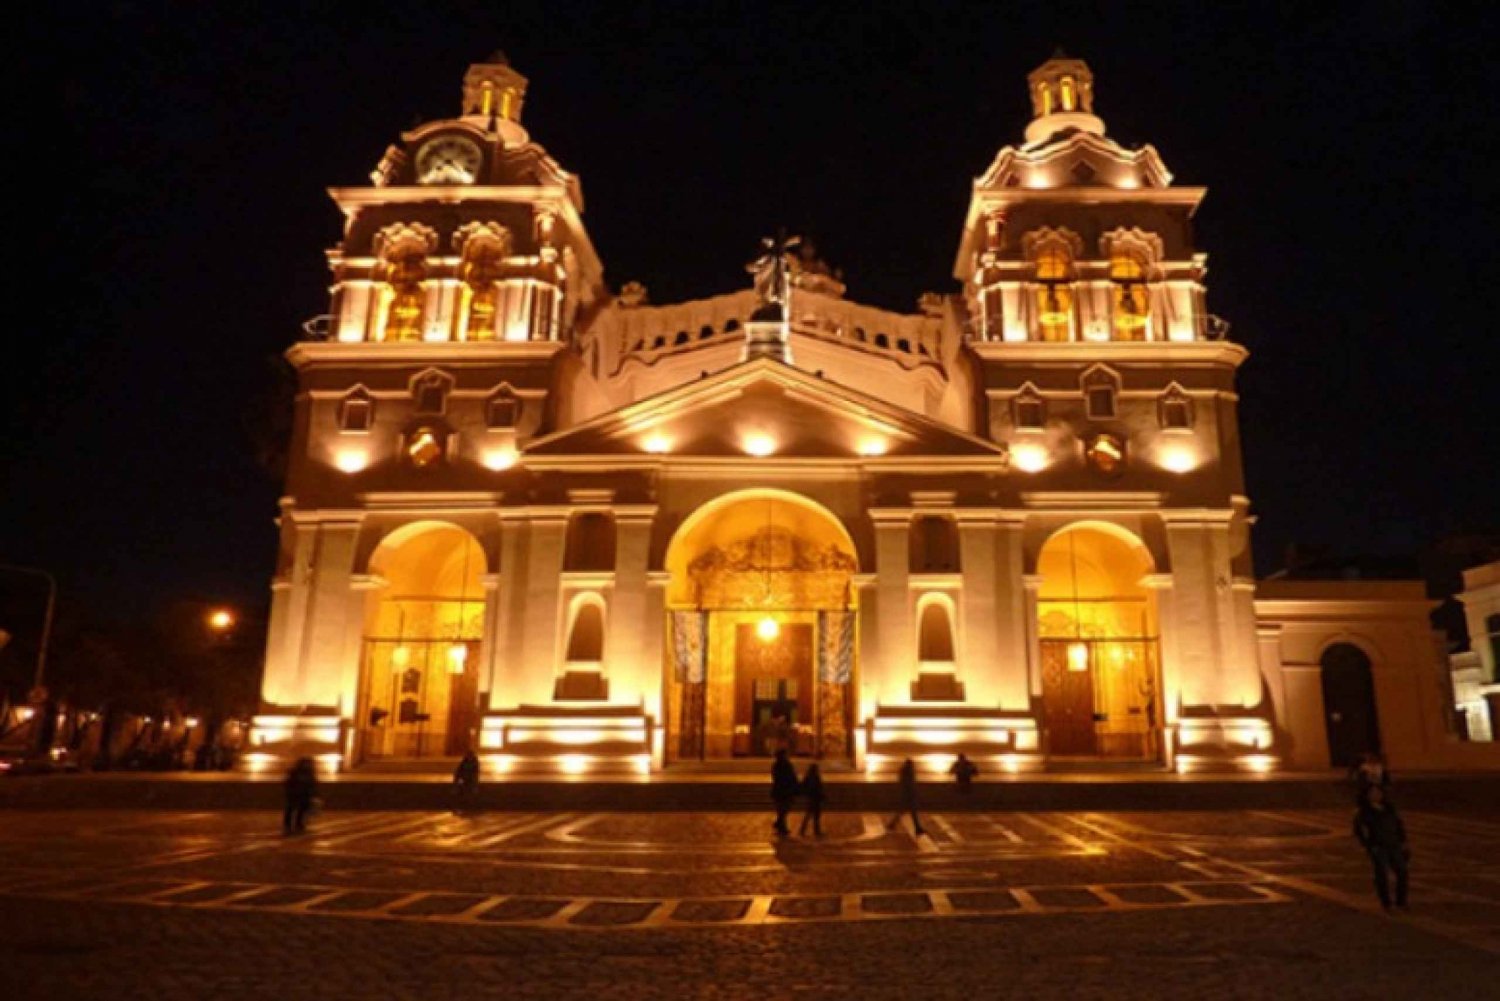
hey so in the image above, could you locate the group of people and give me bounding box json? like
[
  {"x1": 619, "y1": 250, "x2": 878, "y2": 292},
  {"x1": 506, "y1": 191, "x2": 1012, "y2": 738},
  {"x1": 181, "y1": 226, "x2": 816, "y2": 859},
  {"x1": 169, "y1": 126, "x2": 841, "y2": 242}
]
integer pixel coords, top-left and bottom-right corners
[
  {"x1": 769, "y1": 751, "x2": 982, "y2": 839},
  {"x1": 1350, "y1": 751, "x2": 1411, "y2": 912}
]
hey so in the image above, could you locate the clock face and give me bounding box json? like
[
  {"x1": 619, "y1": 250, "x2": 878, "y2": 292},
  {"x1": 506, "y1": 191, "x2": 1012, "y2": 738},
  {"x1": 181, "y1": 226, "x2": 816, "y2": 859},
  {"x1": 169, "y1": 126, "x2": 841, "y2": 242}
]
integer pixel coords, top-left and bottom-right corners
[{"x1": 416, "y1": 135, "x2": 482, "y2": 185}]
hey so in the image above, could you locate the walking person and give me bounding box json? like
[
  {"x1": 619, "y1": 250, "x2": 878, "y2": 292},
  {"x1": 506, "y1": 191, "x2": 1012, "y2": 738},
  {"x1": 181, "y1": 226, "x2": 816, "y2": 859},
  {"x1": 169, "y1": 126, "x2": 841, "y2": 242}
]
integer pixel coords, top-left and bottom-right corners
[
  {"x1": 1352, "y1": 751, "x2": 1391, "y2": 800},
  {"x1": 282, "y1": 757, "x2": 319, "y2": 836},
  {"x1": 770, "y1": 748, "x2": 799, "y2": 837},
  {"x1": 949, "y1": 752, "x2": 979, "y2": 793},
  {"x1": 453, "y1": 749, "x2": 481, "y2": 813},
  {"x1": 798, "y1": 762, "x2": 825, "y2": 837},
  {"x1": 885, "y1": 757, "x2": 926, "y2": 837},
  {"x1": 1353, "y1": 785, "x2": 1410, "y2": 911}
]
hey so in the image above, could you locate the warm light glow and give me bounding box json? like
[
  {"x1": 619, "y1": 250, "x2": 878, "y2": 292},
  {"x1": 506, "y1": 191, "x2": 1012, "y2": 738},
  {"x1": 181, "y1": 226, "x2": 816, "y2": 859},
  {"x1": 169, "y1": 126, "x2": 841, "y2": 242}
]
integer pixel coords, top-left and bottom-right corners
[
  {"x1": 481, "y1": 447, "x2": 519, "y2": 471},
  {"x1": 642, "y1": 432, "x2": 672, "y2": 454},
  {"x1": 756, "y1": 615, "x2": 781, "y2": 641},
  {"x1": 16, "y1": 707, "x2": 34, "y2": 722},
  {"x1": 856, "y1": 437, "x2": 888, "y2": 457},
  {"x1": 1067, "y1": 641, "x2": 1089, "y2": 672},
  {"x1": 333, "y1": 448, "x2": 370, "y2": 473},
  {"x1": 447, "y1": 643, "x2": 468, "y2": 673},
  {"x1": 185, "y1": 717, "x2": 200, "y2": 728},
  {"x1": 207, "y1": 609, "x2": 235, "y2": 631},
  {"x1": 1011, "y1": 442, "x2": 1049, "y2": 473},
  {"x1": 391, "y1": 645, "x2": 410, "y2": 668},
  {"x1": 742, "y1": 432, "x2": 777, "y2": 457},
  {"x1": 1157, "y1": 444, "x2": 1200, "y2": 474}
]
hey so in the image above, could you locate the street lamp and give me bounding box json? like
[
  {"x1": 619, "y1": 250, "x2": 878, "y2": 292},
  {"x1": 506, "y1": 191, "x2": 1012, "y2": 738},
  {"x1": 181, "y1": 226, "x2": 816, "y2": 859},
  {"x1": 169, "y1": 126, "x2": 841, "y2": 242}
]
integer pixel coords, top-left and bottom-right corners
[
  {"x1": 0, "y1": 563, "x2": 57, "y2": 695},
  {"x1": 207, "y1": 608, "x2": 236, "y2": 632}
]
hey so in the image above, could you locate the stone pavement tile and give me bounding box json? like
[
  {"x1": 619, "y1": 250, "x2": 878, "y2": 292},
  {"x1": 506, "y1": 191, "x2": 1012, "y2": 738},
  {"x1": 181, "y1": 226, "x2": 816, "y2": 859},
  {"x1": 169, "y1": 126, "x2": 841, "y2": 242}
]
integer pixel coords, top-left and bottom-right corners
[
  {"x1": 308, "y1": 890, "x2": 411, "y2": 911},
  {"x1": 1028, "y1": 887, "x2": 1108, "y2": 908},
  {"x1": 236, "y1": 886, "x2": 331, "y2": 908},
  {"x1": 1421, "y1": 876, "x2": 1500, "y2": 903},
  {"x1": 153, "y1": 882, "x2": 257, "y2": 903},
  {"x1": 75, "y1": 879, "x2": 190, "y2": 899},
  {"x1": 569, "y1": 901, "x2": 661, "y2": 926},
  {"x1": 388, "y1": 892, "x2": 490, "y2": 916},
  {"x1": 670, "y1": 898, "x2": 751, "y2": 922},
  {"x1": 476, "y1": 897, "x2": 569, "y2": 921},
  {"x1": 1104, "y1": 883, "x2": 1189, "y2": 905},
  {"x1": 1413, "y1": 901, "x2": 1500, "y2": 928},
  {"x1": 1180, "y1": 882, "x2": 1262, "y2": 901},
  {"x1": 769, "y1": 895, "x2": 840, "y2": 918},
  {"x1": 945, "y1": 889, "x2": 1020, "y2": 912},
  {"x1": 860, "y1": 892, "x2": 932, "y2": 915}
]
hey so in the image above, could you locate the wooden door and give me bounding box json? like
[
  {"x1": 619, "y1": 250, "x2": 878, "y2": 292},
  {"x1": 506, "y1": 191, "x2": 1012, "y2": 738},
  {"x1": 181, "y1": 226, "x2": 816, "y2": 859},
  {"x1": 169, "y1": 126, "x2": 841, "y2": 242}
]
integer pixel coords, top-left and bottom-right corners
[
  {"x1": 1040, "y1": 641, "x2": 1096, "y2": 755},
  {"x1": 734, "y1": 624, "x2": 813, "y2": 756},
  {"x1": 1321, "y1": 644, "x2": 1380, "y2": 768},
  {"x1": 445, "y1": 641, "x2": 481, "y2": 756}
]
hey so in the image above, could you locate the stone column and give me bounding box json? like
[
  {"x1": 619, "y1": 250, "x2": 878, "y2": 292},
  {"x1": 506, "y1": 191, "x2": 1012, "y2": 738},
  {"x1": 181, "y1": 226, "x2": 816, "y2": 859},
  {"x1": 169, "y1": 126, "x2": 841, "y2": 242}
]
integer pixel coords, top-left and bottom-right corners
[
  {"x1": 956, "y1": 516, "x2": 999, "y2": 706},
  {"x1": 517, "y1": 512, "x2": 569, "y2": 705},
  {"x1": 991, "y1": 515, "x2": 1031, "y2": 711},
  {"x1": 292, "y1": 517, "x2": 362, "y2": 711},
  {"x1": 608, "y1": 508, "x2": 657, "y2": 706},
  {"x1": 868, "y1": 512, "x2": 913, "y2": 705},
  {"x1": 489, "y1": 513, "x2": 529, "y2": 708},
  {"x1": 1163, "y1": 514, "x2": 1258, "y2": 707},
  {"x1": 477, "y1": 572, "x2": 503, "y2": 708}
]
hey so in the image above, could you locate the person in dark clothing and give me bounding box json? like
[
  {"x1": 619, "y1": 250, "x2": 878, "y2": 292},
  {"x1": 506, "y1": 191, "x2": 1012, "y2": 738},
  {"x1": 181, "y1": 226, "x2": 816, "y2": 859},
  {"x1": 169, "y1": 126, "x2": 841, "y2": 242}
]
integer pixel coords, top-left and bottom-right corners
[
  {"x1": 283, "y1": 757, "x2": 319, "y2": 835},
  {"x1": 770, "y1": 749, "x2": 799, "y2": 836},
  {"x1": 1353, "y1": 785, "x2": 1410, "y2": 911},
  {"x1": 453, "y1": 750, "x2": 481, "y2": 812},
  {"x1": 949, "y1": 752, "x2": 979, "y2": 793},
  {"x1": 798, "y1": 763, "x2": 825, "y2": 837},
  {"x1": 886, "y1": 757, "x2": 926, "y2": 837},
  {"x1": 1352, "y1": 751, "x2": 1391, "y2": 800}
]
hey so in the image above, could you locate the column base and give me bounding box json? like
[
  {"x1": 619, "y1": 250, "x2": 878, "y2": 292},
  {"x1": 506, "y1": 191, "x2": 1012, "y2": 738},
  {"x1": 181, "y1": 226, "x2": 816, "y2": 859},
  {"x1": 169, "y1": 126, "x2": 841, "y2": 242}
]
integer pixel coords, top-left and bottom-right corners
[
  {"x1": 864, "y1": 705, "x2": 1044, "y2": 776},
  {"x1": 1171, "y1": 713, "x2": 1279, "y2": 773},
  {"x1": 480, "y1": 704, "x2": 654, "y2": 777},
  {"x1": 243, "y1": 708, "x2": 347, "y2": 774}
]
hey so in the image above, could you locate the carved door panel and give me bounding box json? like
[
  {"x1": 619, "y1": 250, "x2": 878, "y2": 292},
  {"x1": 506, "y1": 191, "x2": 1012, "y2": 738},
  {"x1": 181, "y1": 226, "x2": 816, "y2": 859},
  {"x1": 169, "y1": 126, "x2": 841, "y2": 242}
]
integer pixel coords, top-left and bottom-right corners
[{"x1": 1040, "y1": 641, "x2": 1096, "y2": 756}]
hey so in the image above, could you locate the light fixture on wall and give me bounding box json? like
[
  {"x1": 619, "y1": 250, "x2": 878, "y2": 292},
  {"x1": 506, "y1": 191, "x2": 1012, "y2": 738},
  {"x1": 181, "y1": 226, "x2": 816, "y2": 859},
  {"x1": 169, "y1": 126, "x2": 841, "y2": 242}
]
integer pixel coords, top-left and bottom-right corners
[{"x1": 1066, "y1": 531, "x2": 1089, "y2": 673}]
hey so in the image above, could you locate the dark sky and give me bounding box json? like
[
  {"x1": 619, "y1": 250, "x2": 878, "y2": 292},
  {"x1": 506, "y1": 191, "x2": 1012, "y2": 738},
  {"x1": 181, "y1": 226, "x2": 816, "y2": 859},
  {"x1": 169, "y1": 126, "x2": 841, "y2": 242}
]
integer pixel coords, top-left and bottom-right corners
[{"x1": 8, "y1": 0, "x2": 1497, "y2": 623}]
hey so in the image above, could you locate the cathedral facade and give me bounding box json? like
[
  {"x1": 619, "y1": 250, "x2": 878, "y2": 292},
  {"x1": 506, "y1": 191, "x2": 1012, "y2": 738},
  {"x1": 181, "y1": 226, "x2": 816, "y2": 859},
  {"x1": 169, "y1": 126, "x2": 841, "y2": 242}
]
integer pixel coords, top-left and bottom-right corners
[{"x1": 249, "y1": 54, "x2": 1479, "y2": 776}]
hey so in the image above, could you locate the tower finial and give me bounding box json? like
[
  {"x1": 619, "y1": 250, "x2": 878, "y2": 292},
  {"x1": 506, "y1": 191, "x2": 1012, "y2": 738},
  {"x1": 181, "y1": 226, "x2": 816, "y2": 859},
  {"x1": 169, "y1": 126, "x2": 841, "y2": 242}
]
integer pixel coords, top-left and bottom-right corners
[{"x1": 1024, "y1": 53, "x2": 1105, "y2": 145}]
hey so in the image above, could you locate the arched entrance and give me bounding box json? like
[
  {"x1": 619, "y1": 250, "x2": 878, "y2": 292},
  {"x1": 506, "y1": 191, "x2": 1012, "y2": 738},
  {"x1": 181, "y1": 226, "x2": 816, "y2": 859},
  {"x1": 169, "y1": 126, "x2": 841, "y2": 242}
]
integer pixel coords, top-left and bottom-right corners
[
  {"x1": 664, "y1": 491, "x2": 858, "y2": 763},
  {"x1": 1036, "y1": 524, "x2": 1162, "y2": 760},
  {"x1": 1320, "y1": 643, "x2": 1380, "y2": 768},
  {"x1": 358, "y1": 522, "x2": 486, "y2": 760}
]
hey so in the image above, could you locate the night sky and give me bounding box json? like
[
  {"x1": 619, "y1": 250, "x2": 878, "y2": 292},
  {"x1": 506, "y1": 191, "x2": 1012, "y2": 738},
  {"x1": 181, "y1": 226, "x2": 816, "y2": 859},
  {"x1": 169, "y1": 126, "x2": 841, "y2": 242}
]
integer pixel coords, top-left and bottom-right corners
[{"x1": 10, "y1": 1, "x2": 1497, "y2": 625}]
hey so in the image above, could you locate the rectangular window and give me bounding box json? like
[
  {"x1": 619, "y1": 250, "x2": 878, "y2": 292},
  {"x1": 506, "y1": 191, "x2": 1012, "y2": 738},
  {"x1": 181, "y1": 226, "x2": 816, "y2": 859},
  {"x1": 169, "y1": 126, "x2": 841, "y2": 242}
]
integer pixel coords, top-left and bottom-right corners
[
  {"x1": 339, "y1": 397, "x2": 373, "y2": 432},
  {"x1": 1086, "y1": 387, "x2": 1116, "y2": 420},
  {"x1": 1015, "y1": 397, "x2": 1046, "y2": 429}
]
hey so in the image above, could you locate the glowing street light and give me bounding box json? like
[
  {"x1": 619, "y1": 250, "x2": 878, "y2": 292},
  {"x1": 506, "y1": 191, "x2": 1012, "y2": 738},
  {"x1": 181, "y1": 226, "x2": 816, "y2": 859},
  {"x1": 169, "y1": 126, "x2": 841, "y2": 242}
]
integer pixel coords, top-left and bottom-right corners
[{"x1": 207, "y1": 608, "x2": 236, "y2": 632}]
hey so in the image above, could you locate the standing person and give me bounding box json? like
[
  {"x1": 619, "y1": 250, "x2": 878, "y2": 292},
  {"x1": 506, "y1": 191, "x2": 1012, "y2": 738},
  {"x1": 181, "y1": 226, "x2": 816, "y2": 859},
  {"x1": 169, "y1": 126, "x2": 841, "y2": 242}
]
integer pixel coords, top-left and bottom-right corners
[
  {"x1": 283, "y1": 757, "x2": 319, "y2": 836},
  {"x1": 453, "y1": 749, "x2": 481, "y2": 813},
  {"x1": 949, "y1": 752, "x2": 979, "y2": 793},
  {"x1": 1353, "y1": 751, "x2": 1391, "y2": 799},
  {"x1": 1353, "y1": 785, "x2": 1410, "y2": 911},
  {"x1": 770, "y1": 748, "x2": 799, "y2": 837},
  {"x1": 798, "y1": 762, "x2": 825, "y2": 837},
  {"x1": 885, "y1": 757, "x2": 926, "y2": 837}
]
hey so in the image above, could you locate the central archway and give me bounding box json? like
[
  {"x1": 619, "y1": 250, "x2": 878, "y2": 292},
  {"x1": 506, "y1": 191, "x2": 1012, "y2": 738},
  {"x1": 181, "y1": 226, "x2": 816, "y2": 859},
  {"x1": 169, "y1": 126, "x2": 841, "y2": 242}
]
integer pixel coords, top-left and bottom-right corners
[
  {"x1": 664, "y1": 490, "x2": 858, "y2": 763},
  {"x1": 1036, "y1": 523, "x2": 1161, "y2": 760}
]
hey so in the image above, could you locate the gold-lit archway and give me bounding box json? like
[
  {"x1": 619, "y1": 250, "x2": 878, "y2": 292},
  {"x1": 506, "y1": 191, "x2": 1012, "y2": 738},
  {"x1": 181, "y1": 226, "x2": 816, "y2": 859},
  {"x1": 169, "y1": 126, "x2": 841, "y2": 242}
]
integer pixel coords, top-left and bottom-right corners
[
  {"x1": 359, "y1": 522, "x2": 486, "y2": 760},
  {"x1": 664, "y1": 491, "x2": 857, "y2": 763},
  {"x1": 1036, "y1": 523, "x2": 1161, "y2": 760}
]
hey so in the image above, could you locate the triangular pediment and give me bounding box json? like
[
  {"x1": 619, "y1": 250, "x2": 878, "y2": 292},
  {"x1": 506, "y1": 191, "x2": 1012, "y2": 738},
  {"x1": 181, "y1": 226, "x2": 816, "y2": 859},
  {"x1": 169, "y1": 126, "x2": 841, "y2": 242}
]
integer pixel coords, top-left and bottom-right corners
[{"x1": 526, "y1": 358, "x2": 1005, "y2": 462}]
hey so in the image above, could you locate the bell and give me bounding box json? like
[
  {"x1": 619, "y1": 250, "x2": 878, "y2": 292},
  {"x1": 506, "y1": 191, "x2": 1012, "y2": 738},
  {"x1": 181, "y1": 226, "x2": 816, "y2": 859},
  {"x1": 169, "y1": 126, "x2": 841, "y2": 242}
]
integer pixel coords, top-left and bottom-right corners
[
  {"x1": 1115, "y1": 284, "x2": 1147, "y2": 329},
  {"x1": 1038, "y1": 284, "x2": 1070, "y2": 325}
]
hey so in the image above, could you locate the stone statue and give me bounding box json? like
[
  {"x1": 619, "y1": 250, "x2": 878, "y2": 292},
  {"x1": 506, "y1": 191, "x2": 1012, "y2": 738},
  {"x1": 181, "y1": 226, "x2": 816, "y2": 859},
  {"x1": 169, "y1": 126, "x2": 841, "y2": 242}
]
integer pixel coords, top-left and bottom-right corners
[{"x1": 746, "y1": 232, "x2": 801, "y2": 322}]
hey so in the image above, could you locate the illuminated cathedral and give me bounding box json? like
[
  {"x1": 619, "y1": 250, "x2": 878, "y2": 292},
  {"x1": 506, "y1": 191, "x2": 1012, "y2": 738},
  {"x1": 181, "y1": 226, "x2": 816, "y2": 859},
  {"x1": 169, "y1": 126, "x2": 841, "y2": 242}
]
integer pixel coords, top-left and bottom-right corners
[{"x1": 250, "y1": 53, "x2": 1479, "y2": 776}]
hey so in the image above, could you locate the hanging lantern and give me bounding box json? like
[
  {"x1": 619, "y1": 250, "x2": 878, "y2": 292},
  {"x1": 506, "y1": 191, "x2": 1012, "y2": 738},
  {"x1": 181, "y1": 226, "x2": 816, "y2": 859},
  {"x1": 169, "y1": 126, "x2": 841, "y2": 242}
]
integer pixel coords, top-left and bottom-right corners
[
  {"x1": 756, "y1": 616, "x2": 780, "y2": 642},
  {"x1": 446, "y1": 643, "x2": 468, "y2": 674},
  {"x1": 1067, "y1": 640, "x2": 1089, "y2": 673},
  {"x1": 391, "y1": 645, "x2": 410, "y2": 669}
]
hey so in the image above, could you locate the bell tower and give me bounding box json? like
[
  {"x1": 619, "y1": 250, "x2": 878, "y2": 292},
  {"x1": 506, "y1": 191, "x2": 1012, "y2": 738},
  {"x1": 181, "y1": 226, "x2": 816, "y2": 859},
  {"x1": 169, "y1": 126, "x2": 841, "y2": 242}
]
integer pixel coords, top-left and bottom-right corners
[{"x1": 1024, "y1": 52, "x2": 1106, "y2": 144}]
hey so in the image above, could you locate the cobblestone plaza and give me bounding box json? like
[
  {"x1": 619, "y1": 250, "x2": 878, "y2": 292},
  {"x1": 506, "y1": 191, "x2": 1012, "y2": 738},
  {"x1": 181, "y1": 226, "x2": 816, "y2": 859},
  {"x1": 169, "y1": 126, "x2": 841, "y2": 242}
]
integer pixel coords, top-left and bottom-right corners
[{"x1": 1, "y1": 804, "x2": 1496, "y2": 999}]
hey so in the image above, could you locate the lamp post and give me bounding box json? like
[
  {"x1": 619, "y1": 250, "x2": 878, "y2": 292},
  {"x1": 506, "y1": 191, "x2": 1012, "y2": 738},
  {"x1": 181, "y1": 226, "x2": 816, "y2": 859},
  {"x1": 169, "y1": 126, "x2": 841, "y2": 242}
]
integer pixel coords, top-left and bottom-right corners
[{"x1": 0, "y1": 563, "x2": 57, "y2": 695}]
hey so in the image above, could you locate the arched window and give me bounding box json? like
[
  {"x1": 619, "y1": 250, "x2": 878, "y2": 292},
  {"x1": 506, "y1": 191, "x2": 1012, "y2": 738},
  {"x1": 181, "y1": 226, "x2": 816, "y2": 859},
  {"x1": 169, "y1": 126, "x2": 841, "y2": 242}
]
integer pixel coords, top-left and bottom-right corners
[
  {"x1": 1110, "y1": 253, "x2": 1150, "y2": 341},
  {"x1": 1158, "y1": 387, "x2": 1193, "y2": 430},
  {"x1": 486, "y1": 388, "x2": 518, "y2": 429},
  {"x1": 1034, "y1": 246, "x2": 1074, "y2": 342},
  {"x1": 909, "y1": 516, "x2": 960, "y2": 573},
  {"x1": 565, "y1": 513, "x2": 617, "y2": 572},
  {"x1": 565, "y1": 601, "x2": 605, "y2": 662},
  {"x1": 382, "y1": 248, "x2": 427, "y2": 342},
  {"x1": 918, "y1": 601, "x2": 956, "y2": 662},
  {"x1": 413, "y1": 372, "x2": 450, "y2": 415},
  {"x1": 1082, "y1": 367, "x2": 1119, "y2": 420},
  {"x1": 338, "y1": 389, "x2": 374, "y2": 432},
  {"x1": 1059, "y1": 75, "x2": 1077, "y2": 112},
  {"x1": 460, "y1": 237, "x2": 506, "y2": 341},
  {"x1": 1013, "y1": 386, "x2": 1046, "y2": 430}
]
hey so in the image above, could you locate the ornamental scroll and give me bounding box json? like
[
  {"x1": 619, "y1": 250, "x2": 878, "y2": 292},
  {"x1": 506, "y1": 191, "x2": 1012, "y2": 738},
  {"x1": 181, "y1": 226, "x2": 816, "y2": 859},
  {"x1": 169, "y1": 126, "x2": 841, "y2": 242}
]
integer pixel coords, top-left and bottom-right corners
[
  {"x1": 670, "y1": 610, "x2": 707, "y2": 760},
  {"x1": 687, "y1": 527, "x2": 855, "y2": 610},
  {"x1": 817, "y1": 609, "x2": 855, "y2": 758}
]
